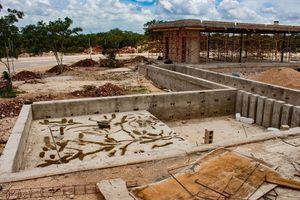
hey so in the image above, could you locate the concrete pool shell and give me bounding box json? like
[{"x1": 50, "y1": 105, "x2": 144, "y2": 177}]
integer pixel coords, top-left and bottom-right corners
[
  {"x1": 25, "y1": 110, "x2": 191, "y2": 170},
  {"x1": 1, "y1": 63, "x2": 300, "y2": 183}
]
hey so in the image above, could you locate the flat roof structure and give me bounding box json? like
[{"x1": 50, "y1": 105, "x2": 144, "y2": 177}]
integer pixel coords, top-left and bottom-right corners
[
  {"x1": 149, "y1": 19, "x2": 300, "y2": 34},
  {"x1": 148, "y1": 19, "x2": 300, "y2": 64}
]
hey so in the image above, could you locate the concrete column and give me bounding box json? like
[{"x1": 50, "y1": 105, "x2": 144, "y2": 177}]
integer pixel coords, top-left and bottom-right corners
[
  {"x1": 190, "y1": 36, "x2": 201, "y2": 64},
  {"x1": 262, "y1": 98, "x2": 275, "y2": 128},
  {"x1": 281, "y1": 104, "x2": 293, "y2": 127},
  {"x1": 291, "y1": 106, "x2": 300, "y2": 128},
  {"x1": 235, "y1": 90, "x2": 243, "y2": 114},
  {"x1": 271, "y1": 100, "x2": 285, "y2": 128},
  {"x1": 249, "y1": 94, "x2": 258, "y2": 121},
  {"x1": 256, "y1": 96, "x2": 267, "y2": 126},
  {"x1": 241, "y1": 92, "x2": 250, "y2": 117}
]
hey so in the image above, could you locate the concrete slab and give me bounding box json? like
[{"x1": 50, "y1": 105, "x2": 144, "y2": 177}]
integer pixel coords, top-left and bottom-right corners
[
  {"x1": 97, "y1": 178, "x2": 134, "y2": 200},
  {"x1": 241, "y1": 91, "x2": 250, "y2": 117},
  {"x1": 166, "y1": 116, "x2": 266, "y2": 146},
  {"x1": 23, "y1": 111, "x2": 191, "y2": 170}
]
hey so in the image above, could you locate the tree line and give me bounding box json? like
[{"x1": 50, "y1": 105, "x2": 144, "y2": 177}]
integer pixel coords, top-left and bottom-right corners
[{"x1": 0, "y1": 4, "x2": 149, "y2": 82}]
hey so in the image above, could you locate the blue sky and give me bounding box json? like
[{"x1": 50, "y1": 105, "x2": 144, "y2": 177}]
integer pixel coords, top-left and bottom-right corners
[{"x1": 1, "y1": 0, "x2": 300, "y2": 33}]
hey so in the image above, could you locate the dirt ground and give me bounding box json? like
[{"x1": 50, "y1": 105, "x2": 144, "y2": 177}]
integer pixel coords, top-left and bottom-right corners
[{"x1": 0, "y1": 62, "x2": 162, "y2": 156}]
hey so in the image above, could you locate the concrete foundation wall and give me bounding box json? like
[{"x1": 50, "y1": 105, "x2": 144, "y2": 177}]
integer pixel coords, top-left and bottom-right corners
[
  {"x1": 0, "y1": 105, "x2": 32, "y2": 174},
  {"x1": 139, "y1": 65, "x2": 228, "y2": 91},
  {"x1": 32, "y1": 89, "x2": 236, "y2": 121},
  {"x1": 195, "y1": 63, "x2": 300, "y2": 74},
  {"x1": 236, "y1": 90, "x2": 300, "y2": 128},
  {"x1": 159, "y1": 64, "x2": 300, "y2": 106}
]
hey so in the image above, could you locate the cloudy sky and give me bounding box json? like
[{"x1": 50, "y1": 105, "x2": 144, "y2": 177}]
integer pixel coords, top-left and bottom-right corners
[{"x1": 1, "y1": 0, "x2": 300, "y2": 33}]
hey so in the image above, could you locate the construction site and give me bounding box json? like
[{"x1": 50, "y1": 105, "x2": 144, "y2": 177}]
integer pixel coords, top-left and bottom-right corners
[{"x1": 0, "y1": 19, "x2": 300, "y2": 200}]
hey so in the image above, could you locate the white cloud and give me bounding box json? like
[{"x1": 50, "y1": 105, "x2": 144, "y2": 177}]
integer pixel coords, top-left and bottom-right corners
[
  {"x1": 218, "y1": 0, "x2": 262, "y2": 21},
  {"x1": 1, "y1": 0, "x2": 300, "y2": 33}
]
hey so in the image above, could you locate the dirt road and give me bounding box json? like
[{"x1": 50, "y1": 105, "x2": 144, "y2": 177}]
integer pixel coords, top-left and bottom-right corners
[{"x1": 0, "y1": 53, "x2": 157, "y2": 73}]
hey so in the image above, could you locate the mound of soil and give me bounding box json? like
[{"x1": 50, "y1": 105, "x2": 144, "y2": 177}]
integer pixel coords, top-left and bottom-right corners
[
  {"x1": 0, "y1": 95, "x2": 54, "y2": 119},
  {"x1": 99, "y1": 59, "x2": 124, "y2": 68},
  {"x1": 122, "y1": 56, "x2": 151, "y2": 65},
  {"x1": 71, "y1": 83, "x2": 125, "y2": 97},
  {"x1": 46, "y1": 65, "x2": 71, "y2": 74},
  {"x1": 250, "y1": 67, "x2": 300, "y2": 90},
  {"x1": 70, "y1": 59, "x2": 98, "y2": 68},
  {"x1": 12, "y1": 71, "x2": 41, "y2": 81}
]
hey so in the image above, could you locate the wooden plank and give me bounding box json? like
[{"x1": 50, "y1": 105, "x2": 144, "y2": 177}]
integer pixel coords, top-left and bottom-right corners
[
  {"x1": 97, "y1": 178, "x2": 134, "y2": 200},
  {"x1": 248, "y1": 183, "x2": 277, "y2": 200},
  {"x1": 266, "y1": 175, "x2": 300, "y2": 190}
]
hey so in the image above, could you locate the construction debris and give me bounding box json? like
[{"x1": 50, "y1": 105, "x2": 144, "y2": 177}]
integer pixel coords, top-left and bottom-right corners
[
  {"x1": 131, "y1": 149, "x2": 300, "y2": 200},
  {"x1": 12, "y1": 71, "x2": 41, "y2": 81},
  {"x1": 70, "y1": 83, "x2": 125, "y2": 97},
  {"x1": 97, "y1": 178, "x2": 134, "y2": 200}
]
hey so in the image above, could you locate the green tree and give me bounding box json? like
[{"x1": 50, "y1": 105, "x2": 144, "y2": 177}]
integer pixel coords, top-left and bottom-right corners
[
  {"x1": 0, "y1": 4, "x2": 24, "y2": 86},
  {"x1": 98, "y1": 29, "x2": 145, "y2": 67},
  {"x1": 143, "y1": 19, "x2": 165, "y2": 35},
  {"x1": 47, "y1": 17, "x2": 82, "y2": 67},
  {"x1": 22, "y1": 21, "x2": 49, "y2": 55},
  {"x1": 22, "y1": 17, "x2": 82, "y2": 72}
]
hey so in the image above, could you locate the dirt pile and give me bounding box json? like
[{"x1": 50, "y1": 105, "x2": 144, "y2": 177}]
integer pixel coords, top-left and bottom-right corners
[
  {"x1": 99, "y1": 59, "x2": 124, "y2": 68},
  {"x1": 0, "y1": 95, "x2": 54, "y2": 119},
  {"x1": 122, "y1": 56, "x2": 153, "y2": 65},
  {"x1": 46, "y1": 65, "x2": 71, "y2": 74},
  {"x1": 70, "y1": 59, "x2": 98, "y2": 68},
  {"x1": 12, "y1": 71, "x2": 41, "y2": 81},
  {"x1": 117, "y1": 46, "x2": 136, "y2": 54},
  {"x1": 250, "y1": 67, "x2": 300, "y2": 90},
  {"x1": 71, "y1": 83, "x2": 125, "y2": 97}
]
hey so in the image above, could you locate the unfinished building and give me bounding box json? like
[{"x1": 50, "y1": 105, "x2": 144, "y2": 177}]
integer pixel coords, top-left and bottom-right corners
[{"x1": 149, "y1": 19, "x2": 300, "y2": 63}]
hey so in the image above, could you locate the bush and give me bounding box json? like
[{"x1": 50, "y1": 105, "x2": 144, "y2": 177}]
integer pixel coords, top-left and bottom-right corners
[{"x1": 0, "y1": 85, "x2": 17, "y2": 98}]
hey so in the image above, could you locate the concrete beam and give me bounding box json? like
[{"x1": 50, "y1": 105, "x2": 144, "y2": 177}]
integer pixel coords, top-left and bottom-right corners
[
  {"x1": 256, "y1": 96, "x2": 267, "y2": 126},
  {"x1": 291, "y1": 106, "x2": 300, "y2": 128},
  {"x1": 271, "y1": 100, "x2": 285, "y2": 128},
  {"x1": 262, "y1": 98, "x2": 275, "y2": 128},
  {"x1": 281, "y1": 104, "x2": 293, "y2": 126}
]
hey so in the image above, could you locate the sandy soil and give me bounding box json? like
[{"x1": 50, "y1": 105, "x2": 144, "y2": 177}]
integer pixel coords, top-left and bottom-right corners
[
  {"x1": 0, "y1": 65, "x2": 162, "y2": 156},
  {"x1": 0, "y1": 117, "x2": 17, "y2": 155},
  {"x1": 14, "y1": 67, "x2": 161, "y2": 96}
]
